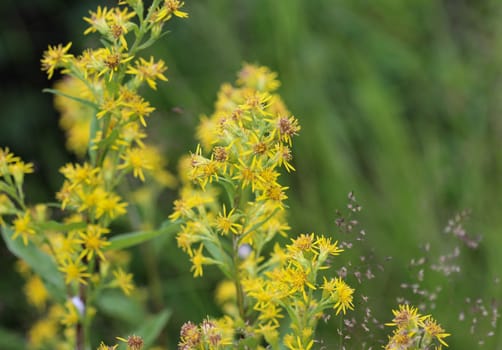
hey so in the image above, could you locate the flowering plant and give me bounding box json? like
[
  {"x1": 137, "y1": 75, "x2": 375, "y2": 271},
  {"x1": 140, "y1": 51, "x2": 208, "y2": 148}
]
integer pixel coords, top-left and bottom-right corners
[{"x1": 0, "y1": 1, "x2": 456, "y2": 349}]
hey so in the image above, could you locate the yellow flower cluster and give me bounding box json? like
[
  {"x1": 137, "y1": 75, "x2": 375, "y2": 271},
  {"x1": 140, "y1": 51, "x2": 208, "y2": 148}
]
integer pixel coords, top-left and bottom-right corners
[
  {"x1": 243, "y1": 233, "x2": 353, "y2": 350},
  {"x1": 385, "y1": 304, "x2": 450, "y2": 350},
  {"x1": 1, "y1": 1, "x2": 186, "y2": 349},
  {"x1": 172, "y1": 66, "x2": 355, "y2": 349},
  {"x1": 171, "y1": 64, "x2": 300, "y2": 277},
  {"x1": 178, "y1": 318, "x2": 234, "y2": 350}
]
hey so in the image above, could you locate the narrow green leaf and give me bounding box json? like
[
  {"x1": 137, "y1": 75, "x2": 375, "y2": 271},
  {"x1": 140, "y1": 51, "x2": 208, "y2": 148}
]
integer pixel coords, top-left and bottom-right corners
[
  {"x1": 97, "y1": 290, "x2": 146, "y2": 325},
  {"x1": 42, "y1": 88, "x2": 98, "y2": 109},
  {"x1": 106, "y1": 221, "x2": 180, "y2": 251},
  {"x1": 133, "y1": 309, "x2": 171, "y2": 348},
  {"x1": 1, "y1": 226, "x2": 66, "y2": 303}
]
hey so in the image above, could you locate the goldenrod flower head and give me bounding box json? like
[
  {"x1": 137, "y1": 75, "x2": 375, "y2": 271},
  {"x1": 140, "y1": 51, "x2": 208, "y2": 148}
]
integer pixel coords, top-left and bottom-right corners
[
  {"x1": 118, "y1": 147, "x2": 154, "y2": 181},
  {"x1": 190, "y1": 244, "x2": 214, "y2": 277},
  {"x1": 50, "y1": 230, "x2": 80, "y2": 263},
  {"x1": 333, "y1": 277, "x2": 355, "y2": 315},
  {"x1": 126, "y1": 56, "x2": 168, "y2": 90},
  {"x1": 77, "y1": 224, "x2": 111, "y2": 261},
  {"x1": 24, "y1": 275, "x2": 48, "y2": 311},
  {"x1": 179, "y1": 321, "x2": 201, "y2": 349},
  {"x1": 83, "y1": 6, "x2": 110, "y2": 35},
  {"x1": 61, "y1": 299, "x2": 80, "y2": 327},
  {"x1": 28, "y1": 318, "x2": 58, "y2": 348},
  {"x1": 12, "y1": 211, "x2": 36, "y2": 246},
  {"x1": 117, "y1": 335, "x2": 144, "y2": 350},
  {"x1": 237, "y1": 64, "x2": 281, "y2": 92},
  {"x1": 386, "y1": 304, "x2": 427, "y2": 329},
  {"x1": 123, "y1": 95, "x2": 155, "y2": 126},
  {"x1": 423, "y1": 317, "x2": 451, "y2": 348},
  {"x1": 163, "y1": 0, "x2": 189, "y2": 19},
  {"x1": 58, "y1": 257, "x2": 91, "y2": 285},
  {"x1": 112, "y1": 268, "x2": 135, "y2": 296},
  {"x1": 8, "y1": 160, "x2": 34, "y2": 185},
  {"x1": 215, "y1": 204, "x2": 242, "y2": 235},
  {"x1": 283, "y1": 332, "x2": 314, "y2": 350},
  {"x1": 106, "y1": 7, "x2": 136, "y2": 49},
  {"x1": 41, "y1": 42, "x2": 73, "y2": 79},
  {"x1": 385, "y1": 329, "x2": 415, "y2": 349},
  {"x1": 215, "y1": 279, "x2": 237, "y2": 306},
  {"x1": 315, "y1": 236, "x2": 343, "y2": 257},
  {"x1": 288, "y1": 233, "x2": 316, "y2": 254}
]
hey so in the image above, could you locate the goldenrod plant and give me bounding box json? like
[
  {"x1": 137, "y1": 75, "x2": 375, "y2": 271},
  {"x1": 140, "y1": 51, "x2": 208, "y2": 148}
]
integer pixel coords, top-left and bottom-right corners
[
  {"x1": 385, "y1": 304, "x2": 450, "y2": 350},
  {"x1": 1, "y1": 0, "x2": 186, "y2": 349},
  {"x1": 170, "y1": 64, "x2": 355, "y2": 349},
  {"x1": 0, "y1": 1, "x2": 456, "y2": 350}
]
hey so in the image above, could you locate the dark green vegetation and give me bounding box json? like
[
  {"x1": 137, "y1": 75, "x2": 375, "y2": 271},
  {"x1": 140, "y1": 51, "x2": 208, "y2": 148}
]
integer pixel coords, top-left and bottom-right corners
[{"x1": 1, "y1": 0, "x2": 501, "y2": 348}]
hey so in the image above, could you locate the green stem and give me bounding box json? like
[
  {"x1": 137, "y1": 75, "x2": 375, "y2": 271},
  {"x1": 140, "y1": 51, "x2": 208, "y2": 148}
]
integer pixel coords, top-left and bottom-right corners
[{"x1": 339, "y1": 314, "x2": 343, "y2": 350}]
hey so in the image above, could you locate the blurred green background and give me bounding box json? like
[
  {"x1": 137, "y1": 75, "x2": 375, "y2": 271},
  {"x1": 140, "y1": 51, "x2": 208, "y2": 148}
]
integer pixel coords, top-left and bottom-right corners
[{"x1": 1, "y1": 0, "x2": 501, "y2": 348}]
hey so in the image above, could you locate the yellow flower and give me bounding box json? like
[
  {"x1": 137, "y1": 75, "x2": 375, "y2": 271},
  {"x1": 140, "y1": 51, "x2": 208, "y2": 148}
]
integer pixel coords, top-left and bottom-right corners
[
  {"x1": 315, "y1": 236, "x2": 343, "y2": 257},
  {"x1": 237, "y1": 64, "x2": 281, "y2": 92},
  {"x1": 97, "y1": 47, "x2": 134, "y2": 81},
  {"x1": 112, "y1": 268, "x2": 135, "y2": 296},
  {"x1": 256, "y1": 303, "x2": 284, "y2": 326},
  {"x1": 190, "y1": 244, "x2": 213, "y2": 277},
  {"x1": 215, "y1": 205, "x2": 242, "y2": 235},
  {"x1": 0, "y1": 147, "x2": 20, "y2": 171},
  {"x1": 61, "y1": 300, "x2": 80, "y2": 327},
  {"x1": 273, "y1": 143, "x2": 295, "y2": 172},
  {"x1": 106, "y1": 7, "x2": 136, "y2": 49},
  {"x1": 58, "y1": 257, "x2": 91, "y2": 285},
  {"x1": 60, "y1": 162, "x2": 101, "y2": 188},
  {"x1": 126, "y1": 56, "x2": 168, "y2": 90},
  {"x1": 77, "y1": 186, "x2": 108, "y2": 215},
  {"x1": 333, "y1": 277, "x2": 354, "y2": 315},
  {"x1": 124, "y1": 96, "x2": 155, "y2": 127},
  {"x1": 77, "y1": 224, "x2": 111, "y2": 261},
  {"x1": 273, "y1": 115, "x2": 301, "y2": 146},
  {"x1": 118, "y1": 147, "x2": 153, "y2": 181},
  {"x1": 12, "y1": 212, "x2": 36, "y2": 245},
  {"x1": 163, "y1": 0, "x2": 189, "y2": 19},
  {"x1": 8, "y1": 160, "x2": 34, "y2": 185},
  {"x1": 423, "y1": 317, "x2": 450, "y2": 348},
  {"x1": 232, "y1": 157, "x2": 262, "y2": 191},
  {"x1": 95, "y1": 192, "x2": 127, "y2": 220},
  {"x1": 215, "y1": 280, "x2": 237, "y2": 306},
  {"x1": 385, "y1": 304, "x2": 426, "y2": 329},
  {"x1": 41, "y1": 42, "x2": 73, "y2": 79},
  {"x1": 283, "y1": 333, "x2": 314, "y2": 350},
  {"x1": 24, "y1": 275, "x2": 48, "y2": 311},
  {"x1": 288, "y1": 233, "x2": 316, "y2": 254},
  {"x1": 97, "y1": 94, "x2": 122, "y2": 119},
  {"x1": 28, "y1": 318, "x2": 58, "y2": 347},
  {"x1": 50, "y1": 230, "x2": 80, "y2": 263},
  {"x1": 83, "y1": 6, "x2": 110, "y2": 35}
]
